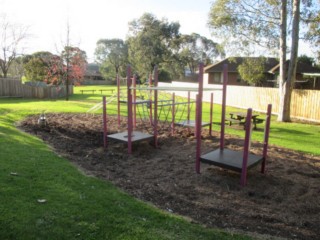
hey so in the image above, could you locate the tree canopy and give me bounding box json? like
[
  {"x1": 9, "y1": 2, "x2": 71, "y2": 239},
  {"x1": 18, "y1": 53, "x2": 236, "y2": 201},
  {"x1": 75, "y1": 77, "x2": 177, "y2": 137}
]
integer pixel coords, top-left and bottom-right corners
[
  {"x1": 95, "y1": 13, "x2": 224, "y2": 82},
  {"x1": 208, "y1": 0, "x2": 320, "y2": 122},
  {"x1": 94, "y1": 39, "x2": 128, "y2": 81}
]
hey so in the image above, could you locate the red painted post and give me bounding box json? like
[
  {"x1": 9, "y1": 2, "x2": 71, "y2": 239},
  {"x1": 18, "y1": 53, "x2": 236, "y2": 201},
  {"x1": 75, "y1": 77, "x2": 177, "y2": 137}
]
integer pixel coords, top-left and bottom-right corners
[
  {"x1": 127, "y1": 66, "x2": 133, "y2": 154},
  {"x1": 209, "y1": 92, "x2": 214, "y2": 136},
  {"x1": 149, "y1": 73, "x2": 153, "y2": 125},
  {"x1": 195, "y1": 63, "x2": 204, "y2": 174},
  {"x1": 153, "y1": 66, "x2": 158, "y2": 148},
  {"x1": 171, "y1": 93, "x2": 175, "y2": 136},
  {"x1": 133, "y1": 74, "x2": 137, "y2": 128},
  {"x1": 261, "y1": 104, "x2": 272, "y2": 173},
  {"x1": 220, "y1": 64, "x2": 228, "y2": 150},
  {"x1": 187, "y1": 91, "x2": 191, "y2": 123},
  {"x1": 103, "y1": 96, "x2": 107, "y2": 148},
  {"x1": 117, "y1": 73, "x2": 121, "y2": 127},
  {"x1": 241, "y1": 108, "x2": 252, "y2": 186}
]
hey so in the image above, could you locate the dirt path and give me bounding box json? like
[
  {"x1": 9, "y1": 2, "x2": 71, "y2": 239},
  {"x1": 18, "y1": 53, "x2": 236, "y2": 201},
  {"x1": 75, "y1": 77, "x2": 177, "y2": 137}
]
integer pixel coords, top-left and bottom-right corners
[{"x1": 19, "y1": 113, "x2": 320, "y2": 240}]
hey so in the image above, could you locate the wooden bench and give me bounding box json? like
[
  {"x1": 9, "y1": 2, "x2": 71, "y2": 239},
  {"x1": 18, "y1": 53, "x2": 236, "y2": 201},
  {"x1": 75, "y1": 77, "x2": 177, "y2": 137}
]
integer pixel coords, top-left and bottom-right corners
[
  {"x1": 225, "y1": 118, "x2": 241, "y2": 126},
  {"x1": 252, "y1": 118, "x2": 264, "y2": 130},
  {"x1": 98, "y1": 89, "x2": 115, "y2": 94},
  {"x1": 80, "y1": 90, "x2": 96, "y2": 94}
]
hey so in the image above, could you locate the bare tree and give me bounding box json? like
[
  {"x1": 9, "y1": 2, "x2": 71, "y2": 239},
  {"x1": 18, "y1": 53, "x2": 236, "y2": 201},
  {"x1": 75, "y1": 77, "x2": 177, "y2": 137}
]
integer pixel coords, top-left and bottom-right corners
[{"x1": 0, "y1": 15, "x2": 28, "y2": 78}]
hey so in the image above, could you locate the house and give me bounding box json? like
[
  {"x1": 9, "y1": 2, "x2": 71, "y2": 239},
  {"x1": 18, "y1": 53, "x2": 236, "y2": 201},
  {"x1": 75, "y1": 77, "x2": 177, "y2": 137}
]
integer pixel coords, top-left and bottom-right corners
[
  {"x1": 204, "y1": 57, "x2": 320, "y2": 89},
  {"x1": 84, "y1": 63, "x2": 104, "y2": 80}
]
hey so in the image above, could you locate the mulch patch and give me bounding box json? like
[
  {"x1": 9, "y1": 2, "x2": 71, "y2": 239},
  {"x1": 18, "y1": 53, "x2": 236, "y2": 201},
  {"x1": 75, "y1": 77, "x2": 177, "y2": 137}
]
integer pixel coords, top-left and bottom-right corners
[{"x1": 18, "y1": 113, "x2": 320, "y2": 240}]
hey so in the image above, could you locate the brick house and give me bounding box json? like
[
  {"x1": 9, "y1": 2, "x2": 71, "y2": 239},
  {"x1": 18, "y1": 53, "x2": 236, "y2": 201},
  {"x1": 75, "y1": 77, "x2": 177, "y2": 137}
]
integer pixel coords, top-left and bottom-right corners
[{"x1": 204, "y1": 57, "x2": 320, "y2": 89}]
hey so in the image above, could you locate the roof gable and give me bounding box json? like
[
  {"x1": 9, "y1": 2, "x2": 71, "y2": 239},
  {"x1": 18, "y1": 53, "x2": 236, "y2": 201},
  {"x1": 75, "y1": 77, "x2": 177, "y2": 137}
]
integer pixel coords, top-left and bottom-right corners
[{"x1": 205, "y1": 57, "x2": 278, "y2": 73}]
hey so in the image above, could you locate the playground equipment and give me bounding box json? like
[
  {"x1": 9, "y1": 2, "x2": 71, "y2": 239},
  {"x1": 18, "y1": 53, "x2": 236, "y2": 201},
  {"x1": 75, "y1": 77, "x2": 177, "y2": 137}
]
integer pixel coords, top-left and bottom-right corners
[
  {"x1": 195, "y1": 64, "x2": 272, "y2": 186},
  {"x1": 103, "y1": 64, "x2": 219, "y2": 154}
]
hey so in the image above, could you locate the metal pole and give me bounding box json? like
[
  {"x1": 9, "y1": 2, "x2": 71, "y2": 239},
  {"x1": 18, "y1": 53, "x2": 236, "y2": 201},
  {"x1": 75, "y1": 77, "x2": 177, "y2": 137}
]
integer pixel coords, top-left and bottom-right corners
[
  {"x1": 195, "y1": 63, "x2": 204, "y2": 174},
  {"x1": 220, "y1": 64, "x2": 228, "y2": 150},
  {"x1": 117, "y1": 73, "x2": 121, "y2": 127},
  {"x1": 149, "y1": 73, "x2": 153, "y2": 125},
  {"x1": 133, "y1": 74, "x2": 137, "y2": 128},
  {"x1": 241, "y1": 108, "x2": 252, "y2": 186},
  {"x1": 103, "y1": 96, "x2": 107, "y2": 149},
  {"x1": 127, "y1": 66, "x2": 132, "y2": 154},
  {"x1": 261, "y1": 104, "x2": 272, "y2": 173},
  {"x1": 171, "y1": 93, "x2": 175, "y2": 136},
  {"x1": 209, "y1": 92, "x2": 214, "y2": 136},
  {"x1": 153, "y1": 66, "x2": 158, "y2": 147},
  {"x1": 187, "y1": 91, "x2": 191, "y2": 123}
]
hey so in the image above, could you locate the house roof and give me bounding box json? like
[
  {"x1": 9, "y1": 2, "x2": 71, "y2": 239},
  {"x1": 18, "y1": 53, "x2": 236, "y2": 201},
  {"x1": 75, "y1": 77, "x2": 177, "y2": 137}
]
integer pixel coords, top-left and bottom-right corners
[
  {"x1": 204, "y1": 57, "x2": 279, "y2": 73},
  {"x1": 268, "y1": 61, "x2": 320, "y2": 74}
]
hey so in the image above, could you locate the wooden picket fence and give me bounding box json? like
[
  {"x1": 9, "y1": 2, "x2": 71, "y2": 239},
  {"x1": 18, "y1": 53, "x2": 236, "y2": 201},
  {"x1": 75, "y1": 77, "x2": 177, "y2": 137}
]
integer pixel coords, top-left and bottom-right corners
[
  {"x1": 0, "y1": 78, "x2": 73, "y2": 99},
  {"x1": 159, "y1": 82, "x2": 320, "y2": 122}
]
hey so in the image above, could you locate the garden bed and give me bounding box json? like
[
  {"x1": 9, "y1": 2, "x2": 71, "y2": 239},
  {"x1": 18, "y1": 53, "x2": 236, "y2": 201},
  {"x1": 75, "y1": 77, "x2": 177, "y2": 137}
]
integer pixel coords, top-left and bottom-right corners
[{"x1": 19, "y1": 113, "x2": 320, "y2": 240}]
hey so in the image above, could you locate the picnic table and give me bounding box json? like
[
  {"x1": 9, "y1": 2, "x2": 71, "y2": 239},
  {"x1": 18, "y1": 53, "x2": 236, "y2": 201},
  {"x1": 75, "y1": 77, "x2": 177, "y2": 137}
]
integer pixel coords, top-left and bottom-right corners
[
  {"x1": 80, "y1": 89, "x2": 96, "y2": 94},
  {"x1": 226, "y1": 112, "x2": 264, "y2": 130},
  {"x1": 98, "y1": 89, "x2": 115, "y2": 94}
]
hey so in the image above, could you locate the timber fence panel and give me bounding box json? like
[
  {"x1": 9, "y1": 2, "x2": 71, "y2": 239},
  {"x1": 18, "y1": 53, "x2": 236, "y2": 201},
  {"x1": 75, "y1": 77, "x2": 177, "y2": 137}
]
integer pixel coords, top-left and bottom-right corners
[
  {"x1": 0, "y1": 78, "x2": 73, "y2": 99},
  {"x1": 291, "y1": 90, "x2": 320, "y2": 121},
  {"x1": 159, "y1": 82, "x2": 320, "y2": 122}
]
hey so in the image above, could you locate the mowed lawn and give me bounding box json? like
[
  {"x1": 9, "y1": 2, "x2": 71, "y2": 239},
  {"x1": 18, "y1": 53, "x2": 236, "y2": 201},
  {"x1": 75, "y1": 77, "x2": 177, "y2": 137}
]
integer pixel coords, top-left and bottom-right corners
[{"x1": 0, "y1": 85, "x2": 319, "y2": 239}]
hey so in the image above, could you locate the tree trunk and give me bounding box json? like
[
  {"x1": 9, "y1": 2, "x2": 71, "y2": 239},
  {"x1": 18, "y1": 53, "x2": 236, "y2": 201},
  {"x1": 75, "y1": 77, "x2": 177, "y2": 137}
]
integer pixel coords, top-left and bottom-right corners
[
  {"x1": 278, "y1": 0, "x2": 288, "y2": 121},
  {"x1": 278, "y1": 0, "x2": 300, "y2": 122}
]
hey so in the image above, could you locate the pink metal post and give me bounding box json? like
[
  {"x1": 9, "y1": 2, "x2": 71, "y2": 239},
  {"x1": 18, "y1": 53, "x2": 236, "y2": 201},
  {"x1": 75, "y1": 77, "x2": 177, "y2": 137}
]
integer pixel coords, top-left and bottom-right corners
[
  {"x1": 153, "y1": 66, "x2": 158, "y2": 147},
  {"x1": 187, "y1": 91, "x2": 191, "y2": 123},
  {"x1": 103, "y1": 96, "x2": 107, "y2": 148},
  {"x1": 127, "y1": 66, "x2": 133, "y2": 154},
  {"x1": 241, "y1": 108, "x2": 253, "y2": 186},
  {"x1": 133, "y1": 74, "x2": 137, "y2": 128},
  {"x1": 195, "y1": 63, "x2": 204, "y2": 174},
  {"x1": 117, "y1": 73, "x2": 121, "y2": 127},
  {"x1": 149, "y1": 73, "x2": 153, "y2": 125},
  {"x1": 209, "y1": 93, "x2": 214, "y2": 136},
  {"x1": 220, "y1": 64, "x2": 228, "y2": 150},
  {"x1": 171, "y1": 93, "x2": 175, "y2": 136},
  {"x1": 261, "y1": 104, "x2": 272, "y2": 173}
]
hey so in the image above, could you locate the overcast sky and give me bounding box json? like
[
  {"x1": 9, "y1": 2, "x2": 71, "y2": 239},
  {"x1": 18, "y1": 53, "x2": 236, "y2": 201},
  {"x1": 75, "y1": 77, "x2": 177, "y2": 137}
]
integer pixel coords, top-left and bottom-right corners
[{"x1": 1, "y1": 0, "x2": 315, "y2": 62}]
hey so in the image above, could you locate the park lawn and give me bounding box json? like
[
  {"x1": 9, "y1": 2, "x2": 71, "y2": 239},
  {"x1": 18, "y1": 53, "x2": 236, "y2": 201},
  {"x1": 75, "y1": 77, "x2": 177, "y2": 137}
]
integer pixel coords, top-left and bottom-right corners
[{"x1": 0, "y1": 97, "x2": 250, "y2": 239}]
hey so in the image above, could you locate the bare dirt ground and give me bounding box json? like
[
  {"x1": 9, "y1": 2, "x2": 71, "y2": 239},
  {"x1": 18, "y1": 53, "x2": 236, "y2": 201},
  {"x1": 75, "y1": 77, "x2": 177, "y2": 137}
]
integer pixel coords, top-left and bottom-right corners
[{"x1": 19, "y1": 113, "x2": 320, "y2": 240}]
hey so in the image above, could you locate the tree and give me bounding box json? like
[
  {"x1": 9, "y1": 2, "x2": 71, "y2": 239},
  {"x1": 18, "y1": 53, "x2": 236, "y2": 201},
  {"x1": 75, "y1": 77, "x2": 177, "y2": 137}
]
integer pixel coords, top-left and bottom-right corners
[
  {"x1": 127, "y1": 13, "x2": 180, "y2": 80},
  {"x1": 178, "y1": 33, "x2": 224, "y2": 74},
  {"x1": 237, "y1": 57, "x2": 266, "y2": 85},
  {"x1": 61, "y1": 46, "x2": 87, "y2": 85},
  {"x1": 0, "y1": 15, "x2": 28, "y2": 78},
  {"x1": 298, "y1": 54, "x2": 315, "y2": 65},
  {"x1": 208, "y1": 0, "x2": 318, "y2": 122},
  {"x1": 23, "y1": 51, "x2": 54, "y2": 81},
  {"x1": 305, "y1": 8, "x2": 320, "y2": 61},
  {"x1": 94, "y1": 38, "x2": 128, "y2": 81}
]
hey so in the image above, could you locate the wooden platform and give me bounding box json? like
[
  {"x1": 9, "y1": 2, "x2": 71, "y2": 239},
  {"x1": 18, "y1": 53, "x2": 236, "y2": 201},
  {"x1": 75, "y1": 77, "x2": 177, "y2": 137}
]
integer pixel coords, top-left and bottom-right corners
[
  {"x1": 175, "y1": 120, "x2": 211, "y2": 128},
  {"x1": 108, "y1": 131, "x2": 153, "y2": 143},
  {"x1": 200, "y1": 149, "x2": 263, "y2": 172}
]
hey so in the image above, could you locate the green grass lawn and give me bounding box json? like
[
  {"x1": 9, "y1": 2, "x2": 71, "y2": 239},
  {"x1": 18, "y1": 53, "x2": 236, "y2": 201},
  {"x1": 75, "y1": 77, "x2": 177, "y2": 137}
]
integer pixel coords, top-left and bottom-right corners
[
  {"x1": 0, "y1": 87, "x2": 250, "y2": 239},
  {"x1": 0, "y1": 85, "x2": 319, "y2": 239}
]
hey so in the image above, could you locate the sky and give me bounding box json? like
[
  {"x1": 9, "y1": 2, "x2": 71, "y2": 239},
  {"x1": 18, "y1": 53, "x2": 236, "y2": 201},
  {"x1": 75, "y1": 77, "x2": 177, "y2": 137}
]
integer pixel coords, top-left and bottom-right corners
[{"x1": 0, "y1": 0, "x2": 315, "y2": 62}]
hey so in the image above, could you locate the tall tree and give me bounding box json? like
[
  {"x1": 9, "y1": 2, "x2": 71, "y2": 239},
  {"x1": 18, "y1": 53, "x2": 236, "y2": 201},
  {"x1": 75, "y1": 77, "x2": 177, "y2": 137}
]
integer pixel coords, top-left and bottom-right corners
[
  {"x1": 208, "y1": 0, "x2": 318, "y2": 122},
  {"x1": 127, "y1": 13, "x2": 180, "y2": 79},
  {"x1": 0, "y1": 15, "x2": 28, "y2": 78},
  {"x1": 61, "y1": 46, "x2": 87, "y2": 85},
  {"x1": 305, "y1": 5, "x2": 320, "y2": 61},
  {"x1": 178, "y1": 33, "x2": 224, "y2": 74},
  {"x1": 94, "y1": 38, "x2": 128, "y2": 80}
]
